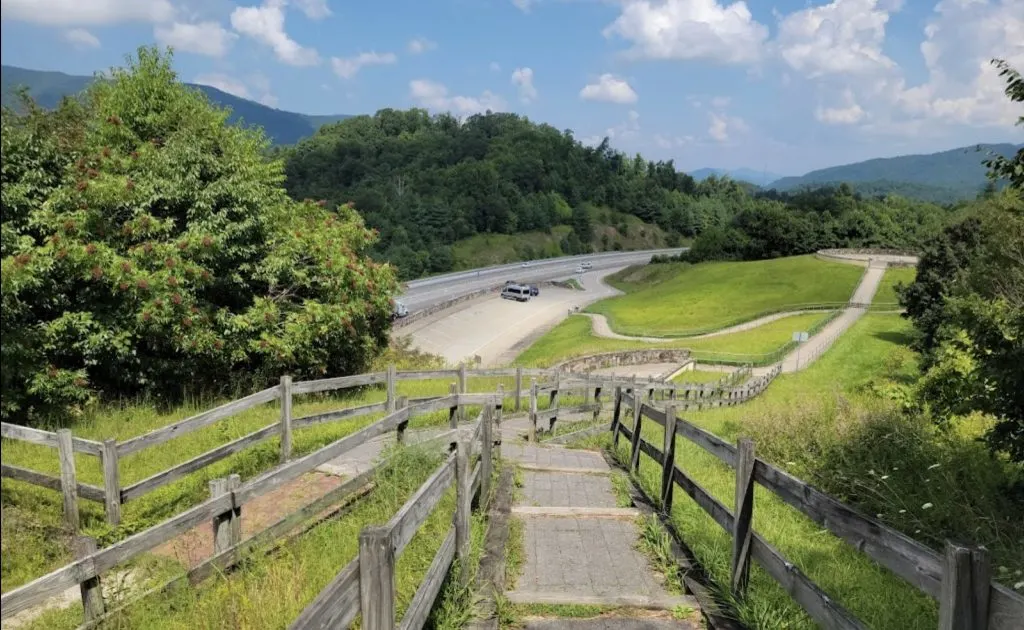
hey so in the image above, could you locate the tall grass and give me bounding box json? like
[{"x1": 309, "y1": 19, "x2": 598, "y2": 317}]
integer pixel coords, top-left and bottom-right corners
[
  {"x1": 19, "y1": 445, "x2": 495, "y2": 630},
  {"x1": 588, "y1": 314, "x2": 1023, "y2": 630}
]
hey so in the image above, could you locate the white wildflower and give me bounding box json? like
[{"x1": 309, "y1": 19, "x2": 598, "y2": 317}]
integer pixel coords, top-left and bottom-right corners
[
  {"x1": 921, "y1": 502, "x2": 933, "y2": 510},
  {"x1": 899, "y1": 509, "x2": 906, "y2": 514},
  {"x1": 927, "y1": 463, "x2": 941, "y2": 470},
  {"x1": 1015, "y1": 581, "x2": 1024, "y2": 591},
  {"x1": 880, "y1": 475, "x2": 889, "y2": 480}
]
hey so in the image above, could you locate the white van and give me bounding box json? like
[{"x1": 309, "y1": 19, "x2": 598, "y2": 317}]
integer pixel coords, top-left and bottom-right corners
[{"x1": 501, "y1": 284, "x2": 531, "y2": 302}]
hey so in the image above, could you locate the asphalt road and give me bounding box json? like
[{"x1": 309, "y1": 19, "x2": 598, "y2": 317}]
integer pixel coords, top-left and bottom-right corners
[{"x1": 398, "y1": 248, "x2": 685, "y2": 312}]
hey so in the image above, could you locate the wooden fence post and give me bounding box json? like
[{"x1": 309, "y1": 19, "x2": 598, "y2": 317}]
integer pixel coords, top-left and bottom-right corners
[
  {"x1": 227, "y1": 473, "x2": 242, "y2": 547},
  {"x1": 494, "y1": 384, "x2": 504, "y2": 456},
  {"x1": 611, "y1": 386, "x2": 623, "y2": 447},
  {"x1": 661, "y1": 405, "x2": 677, "y2": 513},
  {"x1": 629, "y1": 395, "x2": 643, "y2": 472},
  {"x1": 480, "y1": 405, "x2": 494, "y2": 506},
  {"x1": 56, "y1": 429, "x2": 79, "y2": 532},
  {"x1": 938, "y1": 542, "x2": 991, "y2": 630},
  {"x1": 448, "y1": 383, "x2": 459, "y2": 451},
  {"x1": 280, "y1": 375, "x2": 293, "y2": 463},
  {"x1": 386, "y1": 364, "x2": 396, "y2": 413},
  {"x1": 359, "y1": 526, "x2": 395, "y2": 630},
  {"x1": 73, "y1": 536, "x2": 104, "y2": 622},
  {"x1": 529, "y1": 379, "x2": 538, "y2": 442},
  {"x1": 731, "y1": 438, "x2": 755, "y2": 597},
  {"x1": 458, "y1": 363, "x2": 468, "y2": 394},
  {"x1": 210, "y1": 478, "x2": 232, "y2": 555},
  {"x1": 514, "y1": 367, "x2": 523, "y2": 412},
  {"x1": 395, "y1": 396, "x2": 409, "y2": 445},
  {"x1": 455, "y1": 438, "x2": 471, "y2": 584},
  {"x1": 583, "y1": 374, "x2": 591, "y2": 405},
  {"x1": 101, "y1": 438, "x2": 121, "y2": 526}
]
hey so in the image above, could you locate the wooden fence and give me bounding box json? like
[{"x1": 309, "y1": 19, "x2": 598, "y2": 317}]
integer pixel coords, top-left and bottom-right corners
[
  {"x1": 0, "y1": 393, "x2": 501, "y2": 627},
  {"x1": 611, "y1": 390, "x2": 1024, "y2": 630}
]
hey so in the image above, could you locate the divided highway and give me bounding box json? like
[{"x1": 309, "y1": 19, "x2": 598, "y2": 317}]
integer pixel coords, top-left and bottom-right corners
[{"x1": 399, "y1": 248, "x2": 686, "y2": 312}]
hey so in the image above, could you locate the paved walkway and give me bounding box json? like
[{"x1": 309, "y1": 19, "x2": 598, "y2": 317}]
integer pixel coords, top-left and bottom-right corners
[
  {"x1": 503, "y1": 441, "x2": 696, "y2": 623},
  {"x1": 583, "y1": 309, "x2": 832, "y2": 343}
]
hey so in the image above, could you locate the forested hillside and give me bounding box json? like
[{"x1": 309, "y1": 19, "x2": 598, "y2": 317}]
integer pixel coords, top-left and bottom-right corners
[
  {"x1": 281, "y1": 110, "x2": 964, "y2": 276},
  {"x1": 281, "y1": 110, "x2": 753, "y2": 277},
  {"x1": 1, "y1": 64, "x2": 351, "y2": 145},
  {"x1": 769, "y1": 143, "x2": 1020, "y2": 202}
]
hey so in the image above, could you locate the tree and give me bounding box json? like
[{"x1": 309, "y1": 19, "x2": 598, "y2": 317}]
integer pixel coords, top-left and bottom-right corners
[
  {"x1": 983, "y1": 59, "x2": 1024, "y2": 190},
  {"x1": 0, "y1": 47, "x2": 397, "y2": 421}
]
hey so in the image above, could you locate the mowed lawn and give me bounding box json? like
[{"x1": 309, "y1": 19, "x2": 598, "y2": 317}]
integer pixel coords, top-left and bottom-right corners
[
  {"x1": 873, "y1": 266, "x2": 917, "y2": 305},
  {"x1": 515, "y1": 311, "x2": 834, "y2": 367},
  {"x1": 588, "y1": 255, "x2": 863, "y2": 336}
]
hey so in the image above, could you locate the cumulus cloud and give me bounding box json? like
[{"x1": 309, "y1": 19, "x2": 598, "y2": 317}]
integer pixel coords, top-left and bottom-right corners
[
  {"x1": 511, "y1": 0, "x2": 536, "y2": 12},
  {"x1": 816, "y1": 89, "x2": 866, "y2": 124},
  {"x1": 292, "y1": 0, "x2": 331, "y2": 20},
  {"x1": 409, "y1": 79, "x2": 506, "y2": 115},
  {"x1": 194, "y1": 73, "x2": 252, "y2": 99},
  {"x1": 63, "y1": 28, "x2": 100, "y2": 48},
  {"x1": 331, "y1": 52, "x2": 397, "y2": 79},
  {"x1": 775, "y1": 0, "x2": 898, "y2": 78},
  {"x1": 155, "y1": 21, "x2": 236, "y2": 57},
  {"x1": 604, "y1": 0, "x2": 768, "y2": 64},
  {"x1": 231, "y1": 1, "x2": 320, "y2": 66},
  {"x1": 511, "y1": 67, "x2": 537, "y2": 103},
  {"x1": 579, "y1": 74, "x2": 638, "y2": 104},
  {"x1": 708, "y1": 112, "x2": 748, "y2": 142},
  {"x1": 407, "y1": 37, "x2": 437, "y2": 54},
  {"x1": 0, "y1": 0, "x2": 174, "y2": 25}
]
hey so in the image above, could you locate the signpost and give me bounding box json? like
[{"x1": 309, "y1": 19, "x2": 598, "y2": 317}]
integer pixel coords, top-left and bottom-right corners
[{"x1": 792, "y1": 331, "x2": 809, "y2": 369}]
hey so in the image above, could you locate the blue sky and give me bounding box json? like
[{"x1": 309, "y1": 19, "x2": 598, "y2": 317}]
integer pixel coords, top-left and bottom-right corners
[{"x1": 2, "y1": 0, "x2": 1022, "y2": 174}]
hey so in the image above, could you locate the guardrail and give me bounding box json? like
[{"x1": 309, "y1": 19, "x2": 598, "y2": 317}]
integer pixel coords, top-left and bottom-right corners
[
  {"x1": 0, "y1": 394, "x2": 501, "y2": 627},
  {"x1": 611, "y1": 390, "x2": 1024, "y2": 630}
]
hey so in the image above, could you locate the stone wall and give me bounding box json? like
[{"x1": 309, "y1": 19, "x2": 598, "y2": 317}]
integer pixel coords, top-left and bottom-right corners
[{"x1": 552, "y1": 348, "x2": 692, "y2": 373}]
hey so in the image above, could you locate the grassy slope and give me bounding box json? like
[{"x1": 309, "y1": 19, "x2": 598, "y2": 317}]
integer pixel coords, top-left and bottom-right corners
[
  {"x1": 514, "y1": 311, "x2": 833, "y2": 367},
  {"x1": 1, "y1": 374, "x2": 523, "y2": 591},
  {"x1": 451, "y1": 212, "x2": 668, "y2": 269},
  {"x1": 587, "y1": 255, "x2": 863, "y2": 336},
  {"x1": 602, "y1": 314, "x2": 1022, "y2": 630},
  {"x1": 23, "y1": 447, "x2": 491, "y2": 630},
  {"x1": 874, "y1": 266, "x2": 917, "y2": 305}
]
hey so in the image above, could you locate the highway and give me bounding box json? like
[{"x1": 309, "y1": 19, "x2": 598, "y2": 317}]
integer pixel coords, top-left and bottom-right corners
[{"x1": 398, "y1": 248, "x2": 686, "y2": 312}]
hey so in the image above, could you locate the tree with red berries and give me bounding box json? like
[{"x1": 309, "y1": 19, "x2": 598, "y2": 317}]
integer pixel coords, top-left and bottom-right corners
[{"x1": 1, "y1": 47, "x2": 397, "y2": 421}]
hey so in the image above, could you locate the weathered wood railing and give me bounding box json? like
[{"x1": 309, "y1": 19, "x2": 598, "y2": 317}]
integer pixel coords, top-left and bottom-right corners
[
  {"x1": 0, "y1": 393, "x2": 501, "y2": 626},
  {"x1": 290, "y1": 405, "x2": 496, "y2": 630},
  {"x1": 611, "y1": 390, "x2": 1024, "y2": 630},
  {"x1": 1, "y1": 364, "x2": 778, "y2": 537}
]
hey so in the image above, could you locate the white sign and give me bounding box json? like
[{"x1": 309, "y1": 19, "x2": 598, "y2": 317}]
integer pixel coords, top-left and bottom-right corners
[{"x1": 792, "y1": 331, "x2": 809, "y2": 342}]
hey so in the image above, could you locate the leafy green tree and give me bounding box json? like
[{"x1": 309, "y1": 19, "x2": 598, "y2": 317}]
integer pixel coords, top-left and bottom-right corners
[
  {"x1": 983, "y1": 59, "x2": 1023, "y2": 189},
  {"x1": 1, "y1": 47, "x2": 396, "y2": 421}
]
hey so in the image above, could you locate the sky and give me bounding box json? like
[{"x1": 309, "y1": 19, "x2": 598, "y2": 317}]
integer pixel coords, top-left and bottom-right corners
[{"x1": 1, "y1": 0, "x2": 1022, "y2": 175}]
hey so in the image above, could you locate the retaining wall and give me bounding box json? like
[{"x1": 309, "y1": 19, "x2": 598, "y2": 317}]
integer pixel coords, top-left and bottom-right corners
[{"x1": 552, "y1": 348, "x2": 692, "y2": 373}]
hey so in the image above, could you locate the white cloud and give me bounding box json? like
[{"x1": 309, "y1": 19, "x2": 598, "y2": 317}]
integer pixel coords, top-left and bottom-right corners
[
  {"x1": 654, "y1": 133, "x2": 694, "y2": 148},
  {"x1": 710, "y1": 96, "x2": 731, "y2": 109},
  {"x1": 585, "y1": 110, "x2": 642, "y2": 147},
  {"x1": 816, "y1": 89, "x2": 866, "y2": 124},
  {"x1": 231, "y1": 1, "x2": 320, "y2": 66},
  {"x1": 604, "y1": 0, "x2": 768, "y2": 64},
  {"x1": 0, "y1": 0, "x2": 174, "y2": 25},
  {"x1": 579, "y1": 74, "x2": 638, "y2": 104},
  {"x1": 194, "y1": 73, "x2": 251, "y2": 99},
  {"x1": 409, "y1": 79, "x2": 506, "y2": 115},
  {"x1": 63, "y1": 28, "x2": 100, "y2": 49},
  {"x1": 407, "y1": 37, "x2": 437, "y2": 54},
  {"x1": 155, "y1": 21, "x2": 236, "y2": 57},
  {"x1": 489, "y1": 61, "x2": 502, "y2": 72},
  {"x1": 511, "y1": 67, "x2": 537, "y2": 103},
  {"x1": 708, "y1": 111, "x2": 748, "y2": 142},
  {"x1": 511, "y1": 0, "x2": 536, "y2": 12},
  {"x1": 293, "y1": 0, "x2": 331, "y2": 19},
  {"x1": 775, "y1": 0, "x2": 898, "y2": 78},
  {"x1": 331, "y1": 51, "x2": 397, "y2": 79}
]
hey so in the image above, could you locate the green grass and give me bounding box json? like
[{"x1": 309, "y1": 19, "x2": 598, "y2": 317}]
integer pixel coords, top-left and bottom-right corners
[
  {"x1": 20, "y1": 446, "x2": 492, "y2": 629},
  {"x1": 514, "y1": 311, "x2": 835, "y2": 368},
  {"x1": 588, "y1": 255, "x2": 863, "y2": 336},
  {"x1": 1, "y1": 372, "x2": 523, "y2": 592},
  {"x1": 671, "y1": 370, "x2": 728, "y2": 384},
  {"x1": 592, "y1": 314, "x2": 1023, "y2": 630},
  {"x1": 873, "y1": 266, "x2": 916, "y2": 305}
]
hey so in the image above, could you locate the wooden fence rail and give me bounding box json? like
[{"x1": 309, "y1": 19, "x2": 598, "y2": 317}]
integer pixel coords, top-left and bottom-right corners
[
  {"x1": 612, "y1": 390, "x2": 1024, "y2": 630},
  {"x1": 0, "y1": 393, "x2": 501, "y2": 627}
]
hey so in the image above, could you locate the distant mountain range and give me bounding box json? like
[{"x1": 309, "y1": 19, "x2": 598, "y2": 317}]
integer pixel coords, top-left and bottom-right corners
[
  {"x1": 1, "y1": 64, "x2": 351, "y2": 145},
  {"x1": 688, "y1": 167, "x2": 787, "y2": 187}
]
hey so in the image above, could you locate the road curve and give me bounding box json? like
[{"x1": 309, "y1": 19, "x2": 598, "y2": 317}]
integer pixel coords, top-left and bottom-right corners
[{"x1": 398, "y1": 248, "x2": 686, "y2": 312}]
